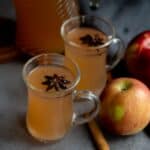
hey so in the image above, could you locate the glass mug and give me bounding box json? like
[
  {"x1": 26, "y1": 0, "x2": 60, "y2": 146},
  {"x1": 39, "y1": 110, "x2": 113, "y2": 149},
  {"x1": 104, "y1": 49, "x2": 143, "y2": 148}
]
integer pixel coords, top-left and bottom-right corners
[
  {"x1": 22, "y1": 53, "x2": 99, "y2": 142},
  {"x1": 61, "y1": 15, "x2": 124, "y2": 96}
]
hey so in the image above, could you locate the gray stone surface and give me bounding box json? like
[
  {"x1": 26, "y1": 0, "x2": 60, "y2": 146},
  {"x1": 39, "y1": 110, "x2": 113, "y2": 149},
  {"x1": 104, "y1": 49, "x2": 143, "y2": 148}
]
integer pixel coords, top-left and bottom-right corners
[
  {"x1": 0, "y1": 0, "x2": 150, "y2": 150},
  {"x1": 0, "y1": 62, "x2": 149, "y2": 150}
]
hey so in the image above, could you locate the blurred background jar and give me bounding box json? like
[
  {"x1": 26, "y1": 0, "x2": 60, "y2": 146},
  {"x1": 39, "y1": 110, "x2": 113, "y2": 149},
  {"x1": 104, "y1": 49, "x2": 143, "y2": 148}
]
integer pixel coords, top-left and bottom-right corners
[
  {"x1": 13, "y1": 0, "x2": 100, "y2": 56},
  {"x1": 13, "y1": 0, "x2": 78, "y2": 56}
]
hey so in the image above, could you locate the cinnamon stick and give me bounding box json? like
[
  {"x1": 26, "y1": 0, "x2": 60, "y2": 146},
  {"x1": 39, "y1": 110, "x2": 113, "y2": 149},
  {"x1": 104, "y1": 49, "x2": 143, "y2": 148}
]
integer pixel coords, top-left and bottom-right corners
[{"x1": 88, "y1": 119, "x2": 110, "y2": 150}]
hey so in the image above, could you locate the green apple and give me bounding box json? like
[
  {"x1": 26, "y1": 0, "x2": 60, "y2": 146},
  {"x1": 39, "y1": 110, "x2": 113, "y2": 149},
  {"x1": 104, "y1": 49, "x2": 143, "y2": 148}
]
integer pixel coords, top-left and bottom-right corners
[{"x1": 99, "y1": 77, "x2": 150, "y2": 135}]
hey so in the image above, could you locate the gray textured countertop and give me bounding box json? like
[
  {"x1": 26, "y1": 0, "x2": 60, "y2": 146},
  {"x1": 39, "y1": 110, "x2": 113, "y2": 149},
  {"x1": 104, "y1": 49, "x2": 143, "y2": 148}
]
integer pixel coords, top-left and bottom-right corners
[
  {"x1": 0, "y1": 62, "x2": 149, "y2": 150},
  {"x1": 0, "y1": 0, "x2": 150, "y2": 150}
]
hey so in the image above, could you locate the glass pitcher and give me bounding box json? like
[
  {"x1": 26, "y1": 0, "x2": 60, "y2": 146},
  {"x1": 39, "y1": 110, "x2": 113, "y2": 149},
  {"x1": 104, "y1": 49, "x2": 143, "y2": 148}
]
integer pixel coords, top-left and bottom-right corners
[{"x1": 13, "y1": 0, "x2": 100, "y2": 56}]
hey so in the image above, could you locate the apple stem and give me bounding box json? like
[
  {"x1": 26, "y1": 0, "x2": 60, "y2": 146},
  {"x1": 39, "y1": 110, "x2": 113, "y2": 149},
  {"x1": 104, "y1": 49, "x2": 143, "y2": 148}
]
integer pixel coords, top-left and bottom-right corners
[{"x1": 121, "y1": 82, "x2": 132, "y2": 91}]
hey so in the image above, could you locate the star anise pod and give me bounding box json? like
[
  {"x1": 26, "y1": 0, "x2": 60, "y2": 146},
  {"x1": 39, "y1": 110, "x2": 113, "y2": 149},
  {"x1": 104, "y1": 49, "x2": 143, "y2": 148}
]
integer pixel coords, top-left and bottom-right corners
[
  {"x1": 80, "y1": 34, "x2": 104, "y2": 46},
  {"x1": 42, "y1": 74, "x2": 70, "y2": 91}
]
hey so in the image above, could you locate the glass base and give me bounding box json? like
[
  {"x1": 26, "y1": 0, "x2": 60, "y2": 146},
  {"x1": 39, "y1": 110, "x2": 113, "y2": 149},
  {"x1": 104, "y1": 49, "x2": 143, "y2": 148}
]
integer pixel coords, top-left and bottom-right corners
[{"x1": 26, "y1": 121, "x2": 65, "y2": 143}]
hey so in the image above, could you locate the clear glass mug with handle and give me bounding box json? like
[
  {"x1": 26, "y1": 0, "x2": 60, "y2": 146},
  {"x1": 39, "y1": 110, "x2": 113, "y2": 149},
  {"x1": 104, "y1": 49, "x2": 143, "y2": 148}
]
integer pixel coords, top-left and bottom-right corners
[
  {"x1": 13, "y1": 0, "x2": 100, "y2": 56},
  {"x1": 61, "y1": 15, "x2": 124, "y2": 96},
  {"x1": 22, "y1": 53, "x2": 99, "y2": 142}
]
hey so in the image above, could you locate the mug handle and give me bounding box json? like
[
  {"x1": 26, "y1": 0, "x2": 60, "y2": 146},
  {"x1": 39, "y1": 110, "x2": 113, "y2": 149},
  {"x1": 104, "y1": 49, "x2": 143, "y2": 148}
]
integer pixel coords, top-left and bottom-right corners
[
  {"x1": 106, "y1": 37, "x2": 125, "y2": 71},
  {"x1": 72, "y1": 90, "x2": 99, "y2": 125}
]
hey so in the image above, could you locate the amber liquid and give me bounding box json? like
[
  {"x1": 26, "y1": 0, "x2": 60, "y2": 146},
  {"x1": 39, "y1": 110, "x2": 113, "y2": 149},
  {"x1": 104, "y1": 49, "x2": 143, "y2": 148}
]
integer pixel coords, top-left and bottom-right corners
[
  {"x1": 26, "y1": 65, "x2": 75, "y2": 141},
  {"x1": 13, "y1": 0, "x2": 66, "y2": 55},
  {"x1": 65, "y1": 27, "x2": 108, "y2": 95}
]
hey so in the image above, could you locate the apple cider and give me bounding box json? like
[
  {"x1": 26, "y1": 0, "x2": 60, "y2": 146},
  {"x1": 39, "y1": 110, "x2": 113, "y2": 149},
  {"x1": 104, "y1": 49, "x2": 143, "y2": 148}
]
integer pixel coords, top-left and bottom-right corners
[
  {"x1": 65, "y1": 27, "x2": 108, "y2": 95},
  {"x1": 26, "y1": 65, "x2": 75, "y2": 141}
]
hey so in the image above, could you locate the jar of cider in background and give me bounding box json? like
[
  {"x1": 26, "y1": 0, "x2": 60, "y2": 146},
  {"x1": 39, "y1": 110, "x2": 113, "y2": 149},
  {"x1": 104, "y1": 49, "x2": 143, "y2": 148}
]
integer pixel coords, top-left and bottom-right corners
[{"x1": 13, "y1": 0, "x2": 79, "y2": 56}]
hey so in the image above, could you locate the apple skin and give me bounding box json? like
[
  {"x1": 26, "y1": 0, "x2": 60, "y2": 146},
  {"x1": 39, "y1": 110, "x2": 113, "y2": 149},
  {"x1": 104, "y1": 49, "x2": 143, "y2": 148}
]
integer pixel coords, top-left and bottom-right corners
[
  {"x1": 99, "y1": 77, "x2": 150, "y2": 135},
  {"x1": 124, "y1": 31, "x2": 150, "y2": 87}
]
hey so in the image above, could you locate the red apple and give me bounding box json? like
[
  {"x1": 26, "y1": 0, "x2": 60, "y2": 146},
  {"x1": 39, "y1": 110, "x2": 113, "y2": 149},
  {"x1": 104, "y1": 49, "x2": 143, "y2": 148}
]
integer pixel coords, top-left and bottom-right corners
[
  {"x1": 124, "y1": 31, "x2": 150, "y2": 87},
  {"x1": 99, "y1": 77, "x2": 150, "y2": 135}
]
